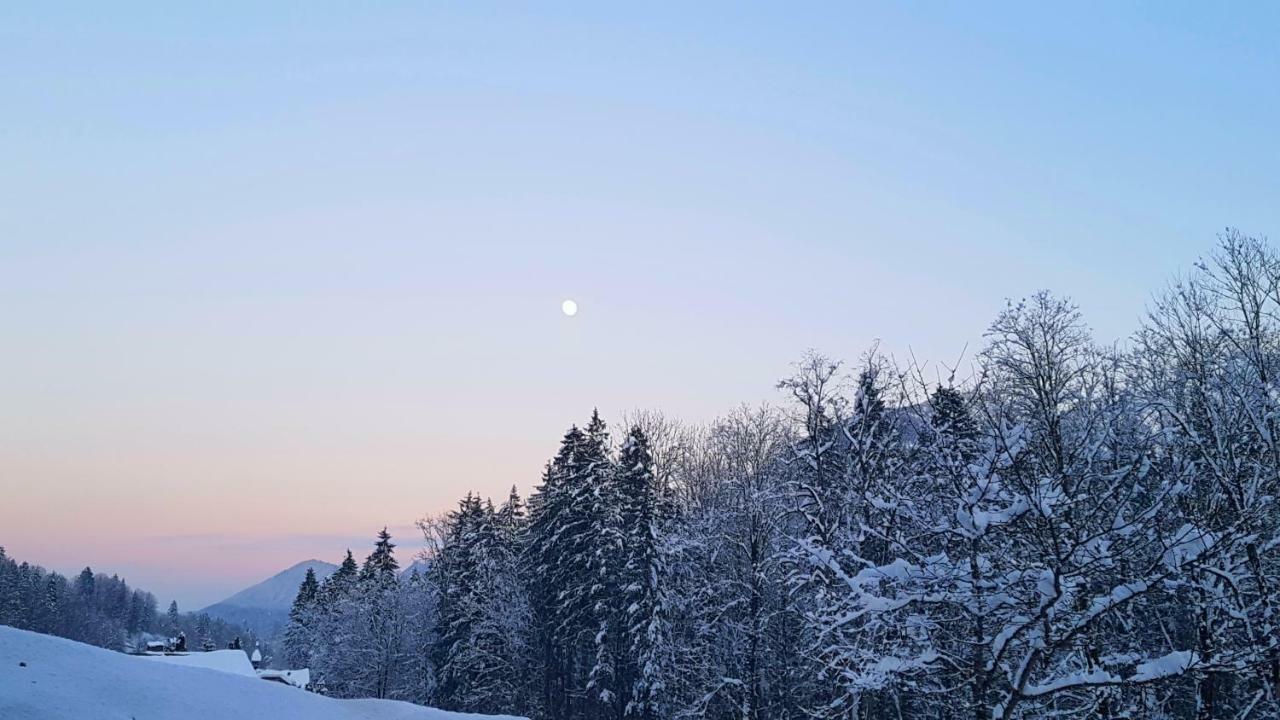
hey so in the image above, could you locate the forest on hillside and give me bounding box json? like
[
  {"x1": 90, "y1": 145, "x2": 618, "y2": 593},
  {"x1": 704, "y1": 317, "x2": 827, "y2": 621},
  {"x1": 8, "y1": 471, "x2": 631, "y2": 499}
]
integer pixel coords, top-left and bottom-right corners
[
  {"x1": 284, "y1": 231, "x2": 1280, "y2": 719},
  {"x1": 0, "y1": 549, "x2": 263, "y2": 656}
]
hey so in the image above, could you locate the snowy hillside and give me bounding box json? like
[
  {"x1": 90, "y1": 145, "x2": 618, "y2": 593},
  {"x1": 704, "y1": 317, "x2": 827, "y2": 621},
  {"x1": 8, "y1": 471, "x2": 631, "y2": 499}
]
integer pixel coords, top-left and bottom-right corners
[
  {"x1": 201, "y1": 559, "x2": 338, "y2": 637},
  {"x1": 0, "y1": 626, "x2": 524, "y2": 720}
]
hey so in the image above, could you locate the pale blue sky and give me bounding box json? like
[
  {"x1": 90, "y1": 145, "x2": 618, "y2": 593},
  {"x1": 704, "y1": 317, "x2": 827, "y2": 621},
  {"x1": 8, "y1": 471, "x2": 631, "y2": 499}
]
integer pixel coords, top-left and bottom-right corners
[{"x1": 2, "y1": 3, "x2": 1277, "y2": 607}]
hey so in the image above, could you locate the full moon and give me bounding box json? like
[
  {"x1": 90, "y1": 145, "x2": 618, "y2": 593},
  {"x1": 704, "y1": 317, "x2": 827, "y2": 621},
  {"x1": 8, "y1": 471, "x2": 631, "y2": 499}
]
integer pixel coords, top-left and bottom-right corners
[{"x1": 561, "y1": 299, "x2": 579, "y2": 317}]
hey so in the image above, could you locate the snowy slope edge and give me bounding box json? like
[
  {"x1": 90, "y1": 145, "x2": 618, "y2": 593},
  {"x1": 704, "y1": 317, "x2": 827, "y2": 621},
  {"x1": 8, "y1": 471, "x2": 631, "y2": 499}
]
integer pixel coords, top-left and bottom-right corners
[{"x1": 0, "y1": 625, "x2": 524, "y2": 720}]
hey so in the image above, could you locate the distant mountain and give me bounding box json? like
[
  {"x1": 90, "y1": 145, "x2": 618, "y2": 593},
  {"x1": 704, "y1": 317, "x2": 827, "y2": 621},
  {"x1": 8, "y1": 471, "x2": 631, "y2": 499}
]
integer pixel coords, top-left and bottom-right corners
[
  {"x1": 400, "y1": 559, "x2": 431, "y2": 578},
  {"x1": 212, "y1": 560, "x2": 339, "y2": 611},
  {"x1": 201, "y1": 560, "x2": 338, "y2": 639}
]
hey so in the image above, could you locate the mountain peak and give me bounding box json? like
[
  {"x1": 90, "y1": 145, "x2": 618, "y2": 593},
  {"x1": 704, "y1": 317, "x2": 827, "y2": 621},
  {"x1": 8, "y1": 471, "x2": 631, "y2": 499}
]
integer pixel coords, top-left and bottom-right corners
[
  {"x1": 276, "y1": 559, "x2": 335, "y2": 578},
  {"x1": 200, "y1": 559, "x2": 341, "y2": 638},
  {"x1": 204, "y1": 559, "x2": 339, "y2": 613}
]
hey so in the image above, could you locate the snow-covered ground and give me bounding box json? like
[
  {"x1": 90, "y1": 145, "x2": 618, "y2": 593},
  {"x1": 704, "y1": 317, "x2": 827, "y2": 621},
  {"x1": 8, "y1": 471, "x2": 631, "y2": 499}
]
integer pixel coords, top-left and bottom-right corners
[{"x1": 0, "y1": 626, "x2": 524, "y2": 720}]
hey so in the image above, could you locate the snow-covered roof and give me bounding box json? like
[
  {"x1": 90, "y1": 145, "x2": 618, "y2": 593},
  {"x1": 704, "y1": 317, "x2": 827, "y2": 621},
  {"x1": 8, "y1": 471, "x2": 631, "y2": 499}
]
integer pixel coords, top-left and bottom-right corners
[
  {"x1": 250, "y1": 648, "x2": 262, "y2": 662},
  {"x1": 141, "y1": 649, "x2": 256, "y2": 678},
  {"x1": 258, "y1": 668, "x2": 310, "y2": 690}
]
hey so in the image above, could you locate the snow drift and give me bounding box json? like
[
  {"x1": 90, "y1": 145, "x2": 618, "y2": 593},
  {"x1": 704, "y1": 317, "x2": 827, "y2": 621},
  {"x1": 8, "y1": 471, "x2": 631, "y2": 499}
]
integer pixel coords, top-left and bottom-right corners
[{"x1": 0, "y1": 626, "x2": 524, "y2": 720}]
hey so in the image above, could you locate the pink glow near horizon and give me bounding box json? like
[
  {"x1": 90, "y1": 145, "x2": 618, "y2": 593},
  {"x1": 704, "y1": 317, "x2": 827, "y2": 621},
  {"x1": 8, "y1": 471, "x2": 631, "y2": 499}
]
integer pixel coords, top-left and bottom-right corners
[{"x1": 4, "y1": 525, "x2": 432, "y2": 609}]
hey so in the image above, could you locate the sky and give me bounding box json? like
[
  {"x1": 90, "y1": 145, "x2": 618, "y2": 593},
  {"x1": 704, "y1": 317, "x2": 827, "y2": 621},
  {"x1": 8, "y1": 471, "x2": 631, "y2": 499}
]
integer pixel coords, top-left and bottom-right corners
[{"x1": 2, "y1": 3, "x2": 1278, "y2": 608}]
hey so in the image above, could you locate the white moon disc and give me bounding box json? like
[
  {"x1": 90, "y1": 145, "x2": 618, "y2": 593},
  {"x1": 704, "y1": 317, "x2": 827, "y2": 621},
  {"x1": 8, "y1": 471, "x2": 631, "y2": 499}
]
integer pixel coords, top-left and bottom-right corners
[{"x1": 561, "y1": 299, "x2": 579, "y2": 317}]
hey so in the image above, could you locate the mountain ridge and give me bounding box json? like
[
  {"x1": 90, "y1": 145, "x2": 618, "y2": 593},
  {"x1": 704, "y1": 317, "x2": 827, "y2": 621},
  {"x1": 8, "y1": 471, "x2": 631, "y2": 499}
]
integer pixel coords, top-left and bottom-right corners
[
  {"x1": 201, "y1": 559, "x2": 339, "y2": 639},
  {"x1": 206, "y1": 559, "x2": 339, "y2": 612}
]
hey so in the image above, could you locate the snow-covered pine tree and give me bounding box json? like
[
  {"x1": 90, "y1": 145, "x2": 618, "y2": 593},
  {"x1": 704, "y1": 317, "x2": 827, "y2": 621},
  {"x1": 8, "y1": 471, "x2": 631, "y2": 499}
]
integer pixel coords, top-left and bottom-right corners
[
  {"x1": 433, "y1": 493, "x2": 483, "y2": 707},
  {"x1": 357, "y1": 529, "x2": 407, "y2": 700},
  {"x1": 615, "y1": 426, "x2": 668, "y2": 720},
  {"x1": 308, "y1": 550, "x2": 361, "y2": 696},
  {"x1": 929, "y1": 384, "x2": 979, "y2": 462},
  {"x1": 527, "y1": 424, "x2": 592, "y2": 719},
  {"x1": 432, "y1": 494, "x2": 531, "y2": 715},
  {"x1": 498, "y1": 485, "x2": 526, "y2": 533},
  {"x1": 195, "y1": 613, "x2": 212, "y2": 651},
  {"x1": 496, "y1": 485, "x2": 537, "y2": 711},
  {"x1": 582, "y1": 410, "x2": 627, "y2": 720},
  {"x1": 75, "y1": 567, "x2": 95, "y2": 601},
  {"x1": 283, "y1": 567, "x2": 320, "y2": 668},
  {"x1": 361, "y1": 528, "x2": 400, "y2": 584},
  {"x1": 125, "y1": 588, "x2": 154, "y2": 638},
  {"x1": 166, "y1": 600, "x2": 181, "y2": 637},
  {"x1": 39, "y1": 574, "x2": 65, "y2": 636},
  {"x1": 330, "y1": 550, "x2": 360, "y2": 595},
  {"x1": 310, "y1": 531, "x2": 410, "y2": 700},
  {"x1": 398, "y1": 563, "x2": 439, "y2": 705},
  {"x1": 524, "y1": 411, "x2": 628, "y2": 720}
]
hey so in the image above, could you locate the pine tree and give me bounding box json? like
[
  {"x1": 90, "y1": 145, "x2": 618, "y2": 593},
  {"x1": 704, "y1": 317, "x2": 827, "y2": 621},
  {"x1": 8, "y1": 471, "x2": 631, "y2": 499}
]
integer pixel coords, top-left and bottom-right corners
[
  {"x1": 75, "y1": 567, "x2": 95, "y2": 600},
  {"x1": 307, "y1": 552, "x2": 359, "y2": 694},
  {"x1": 325, "y1": 550, "x2": 360, "y2": 601},
  {"x1": 516, "y1": 410, "x2": 633, "y2": 719},
  {"x1": 498, "y1": 485, "x2": 525, "y2": 532},
  {"x1": 40, "y1": 575, "x2": 64, "y2": 635},
  {"x1": 359, "y1": 529, "x2": 406, "y2": 699},
  {"x1": 433, "y1": 494, "x2": 530, "y2": 714},
  {"x1": 196, "y1": 613, "x2": 213, "y2": 651},
  {"x1": 166, "y1": 601, "x2": 181, "y2": 637},
  {"x1": 930, "y1": 384, "x2": 978, "y2": 453},
  {"x1": 0, "y1": 547, "x2": 13, "y2": 627},
  {"x1": 284, "y1": 567, "x2": 320, "y2": 668},
  {"x1": 495, "y1": 486, "x2": 535, "y2": 710},
  {"x1": 616, "y1": 426, "x2": 668, "y2": 720},
  {"x1": 527, "y1": 426, "x2": 589, "y2": 719},
  {"x1": 582, "y1": 410, "x2": 626, "y2": 719},
  {"x1": 296, "y1": 567, "x2": 321, "y2": 610},
  {"x1": 433, "y1": 494, "x2": 481, "y2": 706},
  {"x1": 399, "y1": 566, "x2": 439, "y2": 705},
  {"x1": 361, "y1": 528, "x2": 400, "y2": 585}
]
